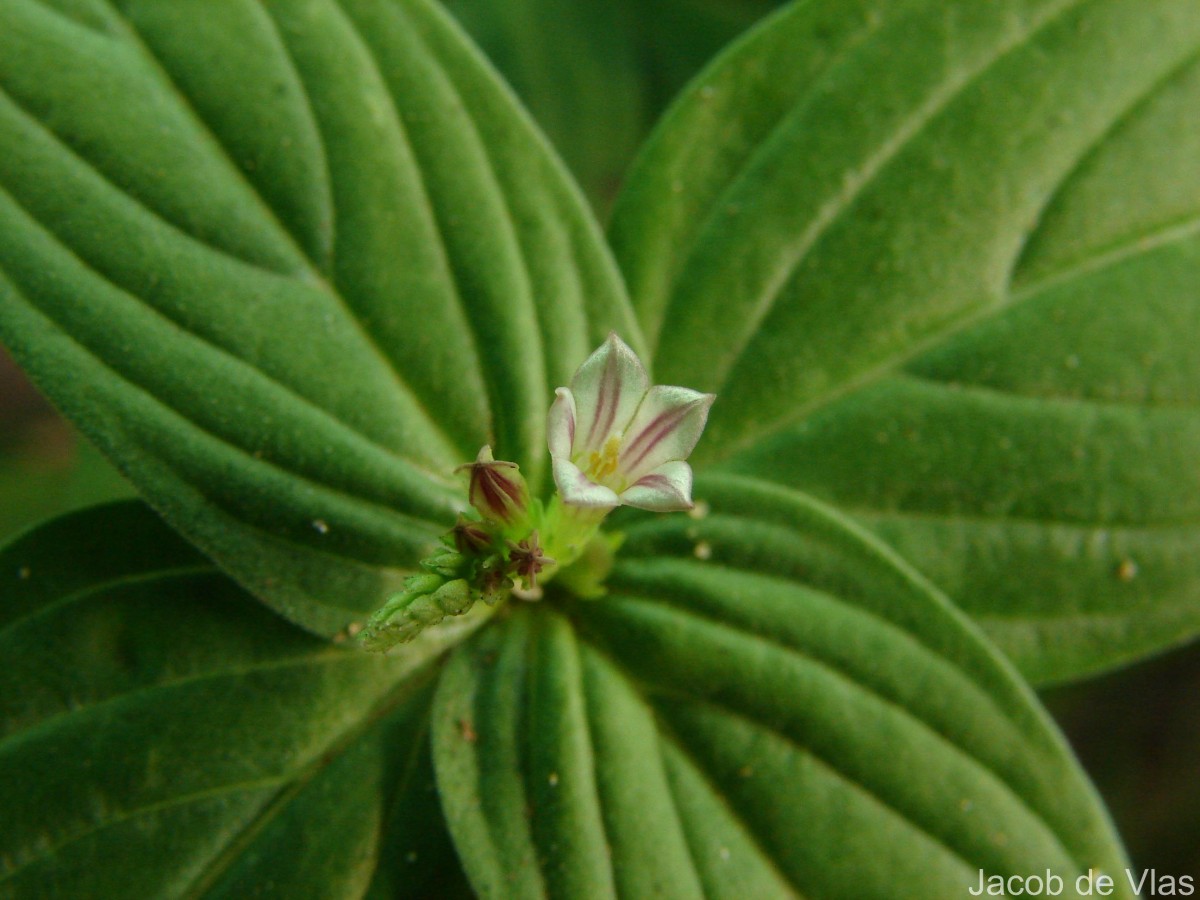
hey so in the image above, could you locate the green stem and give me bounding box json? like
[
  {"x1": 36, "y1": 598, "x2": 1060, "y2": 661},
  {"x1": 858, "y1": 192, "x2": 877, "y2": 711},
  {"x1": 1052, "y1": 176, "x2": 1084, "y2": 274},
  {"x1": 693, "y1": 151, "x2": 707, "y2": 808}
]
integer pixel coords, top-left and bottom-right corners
[{"x1": 539, "y1": 495, "x2": 609, "y2": 575}]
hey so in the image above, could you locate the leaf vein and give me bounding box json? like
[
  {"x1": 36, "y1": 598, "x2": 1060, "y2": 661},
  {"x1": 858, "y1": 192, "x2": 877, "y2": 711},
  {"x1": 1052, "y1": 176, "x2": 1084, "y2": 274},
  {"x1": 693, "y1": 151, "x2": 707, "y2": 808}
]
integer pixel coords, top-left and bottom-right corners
[
  {"x1": 0, "y1": 195, "x2": 461, "y2": 526},
  {"x1": 0, "y1": 777, "x2": 291, "y2": 885},
  {"x1": 0, "y1": 564, "x2": 212, "y2": 650},
  {"x1": 0, "y1": 652, "x2": 358, "y2": 762},
  {"x1": 90, "y1": 0, "x2": 465, "y2": 457},
  {"x1": 1007, "y1": 43, "x2": 1200, "y2": 292},
  {"x1": 704, "y1": 0, "x2": 1090, "y2": 397}
]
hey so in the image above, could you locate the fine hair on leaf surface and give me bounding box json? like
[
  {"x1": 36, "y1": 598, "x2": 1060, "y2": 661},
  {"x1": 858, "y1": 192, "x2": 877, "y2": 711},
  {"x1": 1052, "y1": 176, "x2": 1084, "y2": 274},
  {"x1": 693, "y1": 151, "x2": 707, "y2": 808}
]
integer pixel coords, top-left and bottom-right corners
[{"x1": 2, "y1": 0, "x2": 1199, "y2": 896}]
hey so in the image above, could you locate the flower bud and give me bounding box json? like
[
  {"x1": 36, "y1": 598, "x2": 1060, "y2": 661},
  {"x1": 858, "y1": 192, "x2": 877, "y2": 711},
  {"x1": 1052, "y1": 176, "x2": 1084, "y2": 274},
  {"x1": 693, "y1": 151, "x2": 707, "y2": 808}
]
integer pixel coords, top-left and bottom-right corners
[
  {"x1": 477, "y1": 556, "x2": 515, "y2": 606},
  {"x1": 457, "y1": 445, "x2": 532, "y2": 530},
  {"x1": 506, "y1": 531, "x2": 553, "y2": 590},
  {"x1": 450, "y1": 515, "x2": 493, "y2": 555},
  {"x1": 421, "y1": 549, "x2": 467, "y2": 578}
]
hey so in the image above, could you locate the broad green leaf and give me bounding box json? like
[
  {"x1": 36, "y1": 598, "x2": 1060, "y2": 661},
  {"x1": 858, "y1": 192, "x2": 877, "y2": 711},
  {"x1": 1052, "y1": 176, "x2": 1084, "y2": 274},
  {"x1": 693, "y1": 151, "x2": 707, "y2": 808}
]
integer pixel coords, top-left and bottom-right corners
[
  {"x1": 441, "y1": 0, "x2": 646, "y2": 215},
  {"x1": 441, "y1": 0, "x2": 790, "y2": 216},
  {"x1": 609, "y1": 0, "x2": 1200, "y2": 683},
  {"x1": 433, "y1": 475, "x2": 1131, "y2": 899},
  {"x1": 635, "y1": 0, "x2": 789, "y2": 115},
  {"x1": 0, "y1": 501, "x2": 474, "y2": 898},
  {"x1": 0, "y1": 0, "x2": 639, "y2": 635}
]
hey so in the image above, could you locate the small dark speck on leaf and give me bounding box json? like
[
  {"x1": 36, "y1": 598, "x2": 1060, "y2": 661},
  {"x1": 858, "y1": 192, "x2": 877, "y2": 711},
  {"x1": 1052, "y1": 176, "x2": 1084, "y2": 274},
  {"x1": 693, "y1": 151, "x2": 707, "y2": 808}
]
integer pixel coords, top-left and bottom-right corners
[
  {"x1": 17, "y1": 566, "x2": 30, "y2": 580},
  {"x1": 1116, "y1": 559, "x2": 1139, "y2": 582},
  {"x1": 738, "y1": 765, "x2": 754, "y2": 779},
  {"x1": 458, "y1": 718, "x2": 478, "y2": 743}
]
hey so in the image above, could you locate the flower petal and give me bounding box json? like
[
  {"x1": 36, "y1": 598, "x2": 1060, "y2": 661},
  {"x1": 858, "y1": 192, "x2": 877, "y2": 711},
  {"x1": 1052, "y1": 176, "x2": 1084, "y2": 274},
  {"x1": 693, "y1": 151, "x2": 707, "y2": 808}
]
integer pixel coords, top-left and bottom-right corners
[
  {"x1": 618, "y1": 386, "x2": 715, "y2": 482},
  {"x1": 569, "y1": 332, "x2": 648, "y2": 456},
  {"x1": 618, "y1": 460, "x2": 695, "y2": 511},
  {"x1": 546, "y1": 387, "x2": 577, "y2": 460},
  {"x1": 552, "y1": 457, "x2": 621, "y2": 509}
]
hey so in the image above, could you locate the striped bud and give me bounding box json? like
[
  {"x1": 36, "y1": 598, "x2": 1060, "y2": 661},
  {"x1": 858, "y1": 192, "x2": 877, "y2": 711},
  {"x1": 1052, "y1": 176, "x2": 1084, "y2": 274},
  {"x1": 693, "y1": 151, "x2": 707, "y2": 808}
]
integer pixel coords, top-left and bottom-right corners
[{"x1": 457, "y1": 445, "x2": 531, "y2": 531}]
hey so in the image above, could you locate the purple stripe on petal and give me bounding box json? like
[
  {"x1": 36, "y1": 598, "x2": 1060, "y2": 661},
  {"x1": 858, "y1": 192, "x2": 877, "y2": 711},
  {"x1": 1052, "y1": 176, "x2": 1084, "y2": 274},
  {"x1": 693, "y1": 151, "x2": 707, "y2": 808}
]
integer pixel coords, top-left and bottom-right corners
[
  {"x1": 586, "y1": 359, "x2": 609, "y2": 447},
  {"x1": 634, "y1": 474, "x2": 671, "y2": 490},
  {"x1": 622, "y1": 408, "x2": 673, "y2": 457},
  {"x1": 568, "y1": 333, "x2": 649, "y2": 456},
  {"x1": 588, "y1": 351, "x2": 622, "y2": 448},
  {"x1": 619, "y1": 460, "x2": 694, "y2": 511},
  {"x1": 622, "y1": 406, "x2": 689, "y2": 472}
]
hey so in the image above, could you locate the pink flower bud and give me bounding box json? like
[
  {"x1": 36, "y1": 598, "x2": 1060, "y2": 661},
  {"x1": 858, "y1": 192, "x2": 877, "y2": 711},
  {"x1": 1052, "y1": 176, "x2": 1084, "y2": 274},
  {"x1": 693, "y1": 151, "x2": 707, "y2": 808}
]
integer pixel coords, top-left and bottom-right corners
[
  {"x1": 457, "y1": 446, "x2": 532, "y2": 530},
  {"x1": 450, "y1": 515, "x2": 493, "y2": 555}
]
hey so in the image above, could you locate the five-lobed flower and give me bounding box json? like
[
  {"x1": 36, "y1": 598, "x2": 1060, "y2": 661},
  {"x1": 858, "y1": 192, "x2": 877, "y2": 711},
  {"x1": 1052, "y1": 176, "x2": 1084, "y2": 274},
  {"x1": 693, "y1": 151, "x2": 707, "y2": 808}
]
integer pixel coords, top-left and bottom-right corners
[{"x1": 547, "y1": 333, "x2": 714, "y2": 512}]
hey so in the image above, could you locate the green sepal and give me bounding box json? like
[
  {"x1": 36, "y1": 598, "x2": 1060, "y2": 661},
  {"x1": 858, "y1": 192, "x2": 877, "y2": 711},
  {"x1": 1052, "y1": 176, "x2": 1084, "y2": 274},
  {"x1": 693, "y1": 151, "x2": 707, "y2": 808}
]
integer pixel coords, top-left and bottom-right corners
[
  {"x1": 423, "y1": 550, "x2": 469, "y2": 578},
  {"x1": 362, "y1": 574, "x2": 490, "y2": 652},
  {"x1": 556, "y1": 530, "x2": 625, "y2": 600}
]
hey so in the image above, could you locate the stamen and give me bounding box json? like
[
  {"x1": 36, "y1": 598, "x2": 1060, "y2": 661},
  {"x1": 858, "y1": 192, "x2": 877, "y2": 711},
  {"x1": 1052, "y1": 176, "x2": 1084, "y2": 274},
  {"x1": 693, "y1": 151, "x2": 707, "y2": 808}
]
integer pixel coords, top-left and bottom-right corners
[{"x1": 585, "y1": 435, "x2": 623, "y2": 483}]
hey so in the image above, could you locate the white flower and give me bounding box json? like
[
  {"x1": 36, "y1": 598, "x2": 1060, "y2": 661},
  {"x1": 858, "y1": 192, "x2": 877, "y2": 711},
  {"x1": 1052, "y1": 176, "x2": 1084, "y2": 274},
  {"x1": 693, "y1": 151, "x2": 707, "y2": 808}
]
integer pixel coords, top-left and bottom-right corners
[{"x1": 547, "y1": 333, "x2": 714, "y2": 511}]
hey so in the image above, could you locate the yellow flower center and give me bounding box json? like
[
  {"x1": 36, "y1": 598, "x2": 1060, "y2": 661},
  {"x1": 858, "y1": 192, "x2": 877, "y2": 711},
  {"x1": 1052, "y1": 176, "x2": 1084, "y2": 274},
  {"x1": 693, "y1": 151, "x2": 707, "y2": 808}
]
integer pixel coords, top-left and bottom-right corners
[{"x1": 584, "y1": 435, "x2": 623, "y2": 486}]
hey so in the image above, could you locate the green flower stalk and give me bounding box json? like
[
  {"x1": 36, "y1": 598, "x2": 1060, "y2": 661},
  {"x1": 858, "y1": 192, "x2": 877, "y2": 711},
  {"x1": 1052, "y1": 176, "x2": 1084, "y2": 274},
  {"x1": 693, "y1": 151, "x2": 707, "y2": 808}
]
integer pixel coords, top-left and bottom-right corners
[{"x1": 360, "y1": 333, "x2": 713, "y2": 652}]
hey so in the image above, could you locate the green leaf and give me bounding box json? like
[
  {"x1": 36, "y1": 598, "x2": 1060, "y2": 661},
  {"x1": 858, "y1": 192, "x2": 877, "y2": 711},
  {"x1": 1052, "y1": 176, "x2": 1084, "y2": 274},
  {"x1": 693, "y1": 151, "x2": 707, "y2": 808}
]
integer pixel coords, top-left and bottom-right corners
[
  {"x1": 608, "y1": 0, "x2": 1200, "y2": 683},
  {"x1": 433, "y1": 475, "x2": 1132, "y2": 899},
  {"x1": 440, "y1": 0, "x2": 791, "y2": 217},
  {"x1": 0, "y1": 0, "x2": 638, "y2": 635},
  {"x1": 441, "y1": 0, "x2": 646, "y2": 215},
  {"x1": 0, "y1": 501, "x2": 473, "y2": 898},
  {"x1": 634, "y1": 0, "x2": 790, "y2": 116}
]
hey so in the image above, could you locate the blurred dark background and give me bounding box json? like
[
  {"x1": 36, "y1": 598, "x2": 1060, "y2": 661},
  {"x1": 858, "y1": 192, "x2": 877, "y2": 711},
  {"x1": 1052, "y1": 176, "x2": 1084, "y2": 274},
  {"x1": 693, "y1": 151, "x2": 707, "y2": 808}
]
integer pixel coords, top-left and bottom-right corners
[
  {"x1": 2, "y1": 0, "x2": 1195, "y2": 879},
  {"x1": 1043, "y1": 649, "x2": 1200, "y2": 878}
]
